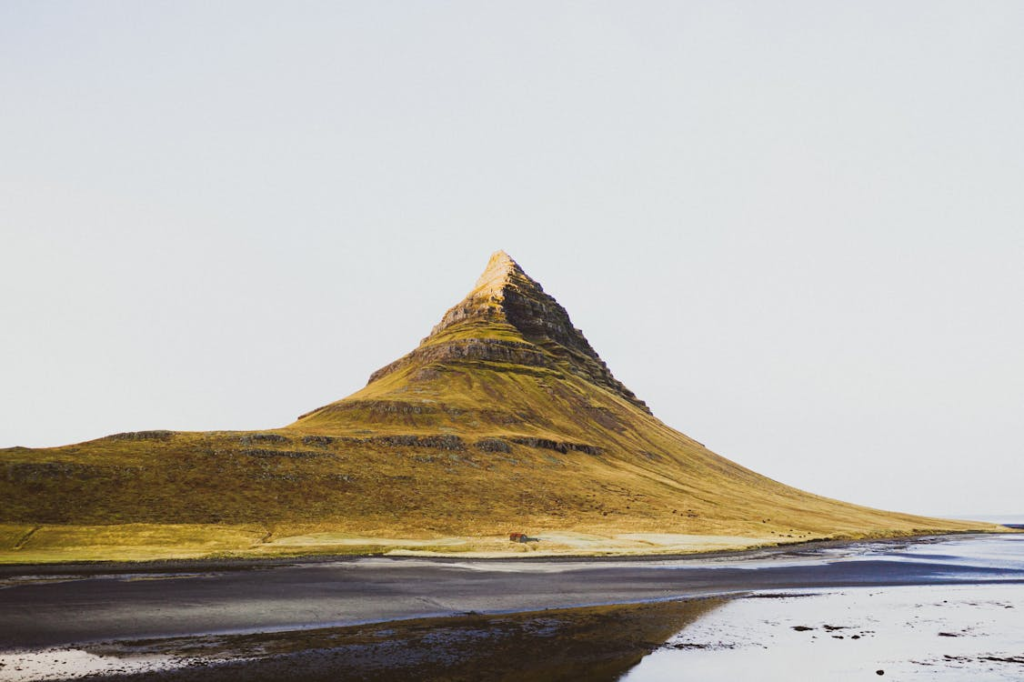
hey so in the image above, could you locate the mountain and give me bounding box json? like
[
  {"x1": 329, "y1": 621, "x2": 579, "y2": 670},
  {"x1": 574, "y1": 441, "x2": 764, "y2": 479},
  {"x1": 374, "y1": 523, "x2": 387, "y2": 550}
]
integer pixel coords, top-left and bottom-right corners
[{"x1": 0, "y1": 252, "x2": 997, "y2": 562}]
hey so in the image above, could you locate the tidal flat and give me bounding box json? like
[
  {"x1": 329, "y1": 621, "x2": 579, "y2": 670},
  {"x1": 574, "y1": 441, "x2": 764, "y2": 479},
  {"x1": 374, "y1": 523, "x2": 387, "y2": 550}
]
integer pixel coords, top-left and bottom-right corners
[{"x1": 0, "y1": 533, "x2": 1021, "y2": 681}]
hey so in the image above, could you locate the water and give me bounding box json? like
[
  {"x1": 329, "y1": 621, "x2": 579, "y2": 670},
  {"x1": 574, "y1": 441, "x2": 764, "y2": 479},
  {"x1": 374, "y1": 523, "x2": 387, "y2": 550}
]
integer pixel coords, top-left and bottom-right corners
[{"x1": 622, "y1": 534, "x2": 1024, "y2": 681}]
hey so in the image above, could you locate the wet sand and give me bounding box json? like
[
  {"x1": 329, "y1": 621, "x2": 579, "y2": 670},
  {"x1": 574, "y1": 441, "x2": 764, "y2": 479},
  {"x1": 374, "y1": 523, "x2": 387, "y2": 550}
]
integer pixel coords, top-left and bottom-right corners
[
  {"x1": 0, "y1": 534, "x2": 1022, "y2": 680},
  {"x1": 0, "y1": 599, "x2": 727, "y2": 681}
]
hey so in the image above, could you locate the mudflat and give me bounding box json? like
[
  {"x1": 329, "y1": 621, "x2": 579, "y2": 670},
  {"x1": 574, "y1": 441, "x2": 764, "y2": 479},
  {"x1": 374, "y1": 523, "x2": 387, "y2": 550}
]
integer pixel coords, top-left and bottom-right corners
[{"x1": 1, "y1": 599, "x2": 727, "y2": 681}]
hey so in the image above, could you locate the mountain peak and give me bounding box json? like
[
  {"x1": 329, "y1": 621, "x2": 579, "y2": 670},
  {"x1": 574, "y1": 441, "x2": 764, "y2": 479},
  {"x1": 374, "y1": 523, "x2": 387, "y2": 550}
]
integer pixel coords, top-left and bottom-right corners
[
  {"x1": 367, "y1": 251, "x2": 650, "y2": 412},
  {"x1": 471, "y1": 250, "x2": 540, "y2": 299}
]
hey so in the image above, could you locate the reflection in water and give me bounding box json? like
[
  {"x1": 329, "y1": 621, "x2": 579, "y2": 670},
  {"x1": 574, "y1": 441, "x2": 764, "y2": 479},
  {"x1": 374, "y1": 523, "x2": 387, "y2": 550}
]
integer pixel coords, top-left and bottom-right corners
[{"x1": 622, "y1": 534, "x2": 1024, "y2": 681}]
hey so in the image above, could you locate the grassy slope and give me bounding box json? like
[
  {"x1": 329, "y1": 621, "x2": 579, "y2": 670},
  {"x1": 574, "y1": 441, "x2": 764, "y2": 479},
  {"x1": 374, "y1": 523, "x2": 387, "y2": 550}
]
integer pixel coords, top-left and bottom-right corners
[{"x1": 0, "y1": 313, "x2": 999, "y2": 564}]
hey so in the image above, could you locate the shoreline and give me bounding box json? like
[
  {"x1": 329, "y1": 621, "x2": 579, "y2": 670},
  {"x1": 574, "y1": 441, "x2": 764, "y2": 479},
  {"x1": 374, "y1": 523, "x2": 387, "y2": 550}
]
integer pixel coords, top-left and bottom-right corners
[
  {"x1": 0, "y1": 598, "x2": 731, "y2": 681},
  {"x1": 4, "y1": 561, "x2": 1024, "y2": 679},
  {"x1": 0, "y1": 528, "x2": 1011, "y2": 577},
  {"x1": 1, "y1": 532, "x2": 1021, "y2": 653},
  {"x1": 8, "y1": 585, "x2": 1022, "y2": 682}
]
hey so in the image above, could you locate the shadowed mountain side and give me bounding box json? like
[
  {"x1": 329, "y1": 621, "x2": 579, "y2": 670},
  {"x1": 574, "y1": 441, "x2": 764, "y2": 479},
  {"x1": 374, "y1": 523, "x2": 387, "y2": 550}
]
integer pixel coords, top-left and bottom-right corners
[{"x1": 0, "y1": 251, "x2": 1000, "y2": 561}]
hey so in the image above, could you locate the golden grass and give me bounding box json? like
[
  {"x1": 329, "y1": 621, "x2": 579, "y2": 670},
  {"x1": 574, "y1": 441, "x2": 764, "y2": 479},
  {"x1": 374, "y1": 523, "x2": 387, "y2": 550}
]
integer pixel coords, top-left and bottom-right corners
[{"x1": 0, "y1": 523, "x2": 269, "y2": 564}]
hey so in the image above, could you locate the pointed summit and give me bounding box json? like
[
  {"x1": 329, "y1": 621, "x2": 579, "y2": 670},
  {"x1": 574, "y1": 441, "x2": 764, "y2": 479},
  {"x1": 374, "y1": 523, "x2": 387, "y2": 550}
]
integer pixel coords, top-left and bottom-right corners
[
  {"x1": 471, "y1": 250, "x2": 533, "y2": 298},
  {"x1": 428, "y1": 250, "x2": 545, "y2": 338},
  {"x1": 369, "y1": 251, "x2": 649, "y2": 412}
]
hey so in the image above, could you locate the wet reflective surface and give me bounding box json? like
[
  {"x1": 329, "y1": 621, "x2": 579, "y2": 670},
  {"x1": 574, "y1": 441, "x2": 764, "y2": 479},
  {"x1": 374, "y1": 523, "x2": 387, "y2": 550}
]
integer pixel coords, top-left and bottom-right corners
[{"x1": 624, "y1": 534, "x2": 1024, "y2": 681}]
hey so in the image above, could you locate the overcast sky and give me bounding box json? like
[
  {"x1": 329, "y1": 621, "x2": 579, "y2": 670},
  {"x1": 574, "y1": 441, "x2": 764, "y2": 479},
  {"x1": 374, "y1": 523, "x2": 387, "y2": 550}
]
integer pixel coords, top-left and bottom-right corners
[{"x1": 3, "y1": 2, "x2": 1022, "y2": 518}]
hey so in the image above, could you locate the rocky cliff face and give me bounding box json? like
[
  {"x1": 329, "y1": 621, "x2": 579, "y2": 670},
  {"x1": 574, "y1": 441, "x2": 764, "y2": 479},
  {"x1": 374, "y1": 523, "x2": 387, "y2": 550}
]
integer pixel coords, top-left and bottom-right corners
[{"x1": 369, "y1": 251, "x2": 649, "y2": 412}]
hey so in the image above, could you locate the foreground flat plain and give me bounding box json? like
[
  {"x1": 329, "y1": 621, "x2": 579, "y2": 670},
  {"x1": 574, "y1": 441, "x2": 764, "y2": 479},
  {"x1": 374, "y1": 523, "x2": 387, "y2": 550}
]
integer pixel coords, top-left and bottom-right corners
[{"x1": 1, "y1": 533, "x2": 1022, "y2": 680}]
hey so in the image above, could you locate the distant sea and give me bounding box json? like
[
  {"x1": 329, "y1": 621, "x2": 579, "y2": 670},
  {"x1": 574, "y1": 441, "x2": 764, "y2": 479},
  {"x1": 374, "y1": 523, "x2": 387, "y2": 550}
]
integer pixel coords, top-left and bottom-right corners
[{"x1": 940, "y1": 513, "x2": 1024, "y2": 528}]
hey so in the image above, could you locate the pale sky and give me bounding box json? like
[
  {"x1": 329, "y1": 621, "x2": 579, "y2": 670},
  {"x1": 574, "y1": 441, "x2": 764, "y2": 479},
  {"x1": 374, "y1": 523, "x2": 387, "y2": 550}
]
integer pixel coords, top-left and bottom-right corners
[{"x1": 2, "y1": 2, "x2": 1022, "y2": 518}]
